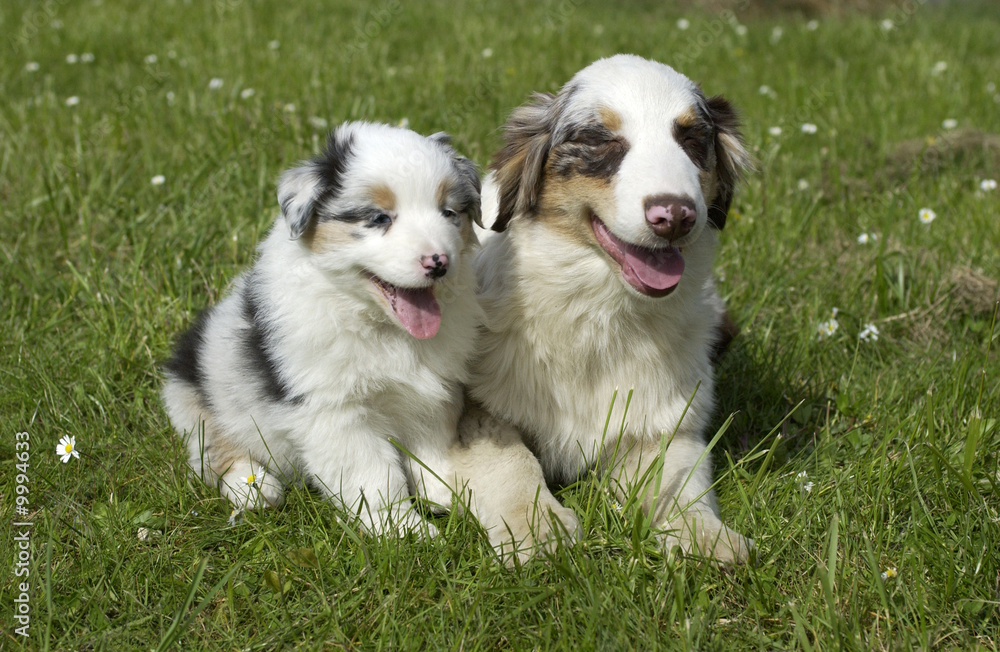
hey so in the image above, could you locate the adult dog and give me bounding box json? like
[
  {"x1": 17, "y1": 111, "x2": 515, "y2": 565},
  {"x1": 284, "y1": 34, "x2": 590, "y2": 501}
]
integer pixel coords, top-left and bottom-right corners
[
  {"x1": 468, "y1": 55, "x2": 753, "y2": 562},
  {"x1": 164, "y1": 122, "x2": 494, "y2": 537}
]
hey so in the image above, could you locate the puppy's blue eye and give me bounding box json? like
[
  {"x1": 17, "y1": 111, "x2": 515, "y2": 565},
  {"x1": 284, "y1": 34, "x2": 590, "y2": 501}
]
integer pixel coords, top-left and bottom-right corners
[{"x1": 370, "y1": 212, "x2": 392, "y2": 227}]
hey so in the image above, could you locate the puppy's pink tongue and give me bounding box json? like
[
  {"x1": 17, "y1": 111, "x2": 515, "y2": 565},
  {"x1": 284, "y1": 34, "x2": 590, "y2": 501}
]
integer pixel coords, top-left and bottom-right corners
[
  {"x1": 620, "y1": 246, "x2": 685, "y2": 296},
  {"x1": 390, "y1": 287, "x2": 441, "y2": 339}
]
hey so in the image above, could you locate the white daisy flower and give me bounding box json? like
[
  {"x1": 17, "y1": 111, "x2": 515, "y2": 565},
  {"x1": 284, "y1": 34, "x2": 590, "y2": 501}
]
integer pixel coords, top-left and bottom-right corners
[
  {"x1": 880, "y1": 19, "x2": 894, "y2": 31},
  {"x1": 25, "y1": 62, "x2": 40, "y2": 72},
  {"x1": 677, "y1": 18, "x2": 690, "y2": 30},
  {"x1": 771, "y1": 26, "x2": 783, "y2": 43},
  {"x1": 881, "y1": 567, "x2": 897, "y2": 580},
  {"x1": 817, "y1": 318, "x2": 839, "y2": 339},
  {"x1": 151, "y1": 175, "x2": 166, "y2": 186},
  {"x1": 735, "y1": 24, "x2": 748, "y2": 36},
  {"x1": 208, "y1": 77, "x2": 224, "y2": 90},
  {"x1": 942, "y1": 118, "x2": 957, "y2": 130},
  {"x1": 481, "y1": 48, "x2": 493, "y2": 58},
  {"x1": 397, "y1": 117, "x2": 410, "y2": 129},
  {"x1": 857, "y1": 233, "x2": 871, "y2": 244},
  {"x1": 987, "y1": 82, "x2": 996, "y2": 93},
  {"x1": 801, "y1": 123, "x2": 818, "y2": 134},
  {"x1": 797, "y1": 178, "x2": 810, "y2": 191},
  {"x1": 918, "y1": 207, "x2": 936, "y2": 224},
  {"x1": 65, "y1": 96, "x2": 80, "y2": 107},
  {"x1": 806, "y1": 19, "x2": 819, "y2": 31},
  {"x1": 240, "y1": 88, "x2": 256, "y2": 99},
  {"x1": 268, "y1": 40, "x2": 281, "y2": 50},
  {"x1": 932, "y1": 61, "x2": 947, "y2": 75},
  {"x1": 859, "y1": 323, "x2": 880, "y2": 342},
  {"x1": 759, "y1": 85, "x2": 773, "y2": 96},
  {"x1": 243, "y1": 466, "x2": 265, "y2": 486},
  {"x1": 307, "y1": 116, "x2": 328, "y2": 129},
  {"x1": 768, "y1": 126, "x2": 782, "y2": 137},
  {"x1": 283, "y1": 103, "x2": 296, "y2": 113},
  {"x1": 144, "y1": 54, "x2": 158, "y2": 64},
  {"x1": 66, "y1": 53, "x2": 79, "y2": 64},
  {"x1": 981, "y1": 179, "x2": 998, "y2": 192},
  {"x1": 57, "y1": 435, "x2": 80, "y2": 463},
  {"x1": 81, "y1": 52, "x2": 95, "y2": 63}
]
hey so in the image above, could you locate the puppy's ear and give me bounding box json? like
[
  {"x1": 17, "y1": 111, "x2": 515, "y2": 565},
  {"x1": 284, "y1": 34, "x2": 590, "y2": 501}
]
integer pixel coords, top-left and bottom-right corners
[
  {"x1": 706, "y1": 95, "x2": 753, "y2": 231},
  {"x1": 489, "y1": 92, "x2": 562, "y2": 232},
  {"x1": 277, "y1": 165, "x2": 320, "y2": 239},
  {"x1": 430, "y1": 132, "x2": 484, "y2": 228},
  {"x1": 277, "y1": 131, "x2": 354, "y2": 239},
  {"x1": 452, "y1": 154, "x2": 483, "y2": 228}
]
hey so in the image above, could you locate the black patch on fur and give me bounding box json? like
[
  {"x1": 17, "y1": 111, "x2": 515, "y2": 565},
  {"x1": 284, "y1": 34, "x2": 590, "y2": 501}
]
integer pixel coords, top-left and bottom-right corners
[
  {"x1": 705, "y1": 95, "x2": 750, "y2": 231},
  {"x1": 321, "y1": 206, "x2": 389, "y2": 228},
  {"x1": 673, "y1": 115, "x2": 713, "y2": 172},
  {"x1": 241, "y1": 286, "x2": 301, "y2": 404},
  {"x1": 164, "y1": 307, "x2": 212, "y2": 402},
  {"x1": 549, "y1": 123, "x2": 629, "y2": 179},
  {"x1": 312, "y1": 133, "x2": 355, "y2": 224}
]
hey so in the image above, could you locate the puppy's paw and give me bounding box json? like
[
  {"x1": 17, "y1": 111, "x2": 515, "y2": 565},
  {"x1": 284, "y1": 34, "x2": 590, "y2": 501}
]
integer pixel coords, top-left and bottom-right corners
[
  {"x1": 220, "y1": 461, "x2": 285, "y2": 510},
  {"x1": 492, "y1": 496, "x2": 581, "y2": 567},
  {"x1": 659, "y1": 512, "x2": 753, "y2": 565}
]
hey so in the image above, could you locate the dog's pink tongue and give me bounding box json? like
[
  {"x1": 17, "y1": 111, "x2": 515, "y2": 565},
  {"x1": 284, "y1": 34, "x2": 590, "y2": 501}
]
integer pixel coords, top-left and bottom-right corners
[
  {"x1": 620, "y1": 246, "x2": 685, "y2": 296},
  {"x1": 391, "y1": 286, "x2": 441, "y2": 339},
  {"x1": 593, "y1": 218, "x2": 685, "y2": 297}
]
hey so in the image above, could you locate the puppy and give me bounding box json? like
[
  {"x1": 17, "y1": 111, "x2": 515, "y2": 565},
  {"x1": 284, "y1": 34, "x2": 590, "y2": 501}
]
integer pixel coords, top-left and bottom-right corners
[
  {"x1": 162, "y1": 122, "x2": 484, "y2": 536},
  {"x1": 468, "y1": 55, "x2": 753, "y2": 561}
]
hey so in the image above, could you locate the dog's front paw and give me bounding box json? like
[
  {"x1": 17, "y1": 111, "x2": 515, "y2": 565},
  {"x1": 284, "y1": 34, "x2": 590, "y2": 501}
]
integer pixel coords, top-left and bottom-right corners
[
  {"x1": 220, "y1": 462, "x2": 285, "y2": 510},
  {"x1": 492, "y1": 495, "x2": 581, "y2": 567},
  {"x1": 659, "y1": 512, "x2": 753, "y2": 564}
]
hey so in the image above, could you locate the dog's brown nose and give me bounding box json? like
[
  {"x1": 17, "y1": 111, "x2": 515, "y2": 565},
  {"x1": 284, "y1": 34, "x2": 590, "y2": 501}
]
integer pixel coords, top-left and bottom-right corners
[
  {"x1": 645, "y1": 194, "x2": 696, "y2": 242},
  {"x1": 421, "y1": 253, "x2": 449, "y2": 279}
]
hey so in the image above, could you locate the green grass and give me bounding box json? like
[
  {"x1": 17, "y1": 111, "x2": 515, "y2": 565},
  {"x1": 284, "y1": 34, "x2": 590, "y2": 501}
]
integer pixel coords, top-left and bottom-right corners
[{"x1": 2, "y1": 0, "x2": 999, "y2": 649}]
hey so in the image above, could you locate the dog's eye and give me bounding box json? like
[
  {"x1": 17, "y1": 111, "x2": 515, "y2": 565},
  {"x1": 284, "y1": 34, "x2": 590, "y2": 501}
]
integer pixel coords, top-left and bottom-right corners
[
  {"x1": 369, "y1": 212, "x2": 392, "y2": 227},
  {"x1": 442, "y1": 208, "x2": 459, "y2": 222}
]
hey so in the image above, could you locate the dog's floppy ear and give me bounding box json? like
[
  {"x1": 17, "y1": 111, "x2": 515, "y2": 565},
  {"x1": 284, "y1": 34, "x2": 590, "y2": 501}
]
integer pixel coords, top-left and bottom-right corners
[
  {"x1": 489, "y1": 92, "x2": 563, "y2": 232},
  {"x1": 277, "y1": 131, "x2": 353, "y2": 239},
  {"x1": 430, "y1": 132, "x2": 484, "y2": 228},
  {"x1": 277, "y1": 165, "x2": 321, "y2": 239},
  {"x1": 706, "y1": 95, "x2": 753, "y2": 231}
]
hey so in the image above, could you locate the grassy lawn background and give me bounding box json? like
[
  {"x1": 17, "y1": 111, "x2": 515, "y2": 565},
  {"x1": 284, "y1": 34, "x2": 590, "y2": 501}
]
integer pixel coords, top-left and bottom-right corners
[{"x1": 2, "y1": 0, "x2": 998, "y2": 649}]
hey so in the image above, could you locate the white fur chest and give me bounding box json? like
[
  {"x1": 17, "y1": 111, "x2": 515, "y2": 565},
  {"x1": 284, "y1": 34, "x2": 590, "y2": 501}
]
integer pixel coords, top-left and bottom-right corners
[{"x1": 471, "y1": 227, "x2": 720, "y2": 480}]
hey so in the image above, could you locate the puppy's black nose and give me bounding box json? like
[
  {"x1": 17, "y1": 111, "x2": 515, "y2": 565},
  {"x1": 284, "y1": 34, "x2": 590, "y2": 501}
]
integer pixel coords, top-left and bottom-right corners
[
  {"x1": 421, "y1": 253, "x2": 449, "y2": 279},
  {"x1": 644, "y1": 194, "x2": 696, "y2": 242}
]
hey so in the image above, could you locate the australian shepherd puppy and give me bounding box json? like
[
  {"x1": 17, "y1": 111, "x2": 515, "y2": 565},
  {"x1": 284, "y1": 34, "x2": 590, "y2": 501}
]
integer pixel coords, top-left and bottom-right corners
[
  {"x1": 162, "y1": 122, "x2": 484, "y2": 536},
  {"x1": 469, "y1": 55, "x2": 754, "y2": 561}
]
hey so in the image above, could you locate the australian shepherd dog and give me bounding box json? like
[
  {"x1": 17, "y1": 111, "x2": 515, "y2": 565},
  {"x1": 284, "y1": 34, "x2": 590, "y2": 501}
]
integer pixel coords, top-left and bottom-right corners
[{"x1": 468, "y1": 55, "x2": 754, "y2": 562}]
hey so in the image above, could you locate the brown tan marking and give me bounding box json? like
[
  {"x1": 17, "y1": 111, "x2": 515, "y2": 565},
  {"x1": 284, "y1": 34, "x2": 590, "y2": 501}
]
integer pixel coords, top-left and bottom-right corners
[
  {"x1": 598, "y1": 106, "x2": 622, "y2": 132},
  {"x1": 436, "y1": 178, "x2": 453, "y2": 210},
  {"x1": 534, "y1": 167, "x2": 617, "y2": 249},
  {"x1": 674, "y1": 106, "x2": 700, "y2": 129},
  {"x1": 304, "y1": 219, "x2": 360, "y2": 253},
  {"x1": 369, "y1": 184, "x2": 397, "y2": 212}
]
